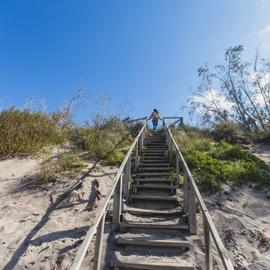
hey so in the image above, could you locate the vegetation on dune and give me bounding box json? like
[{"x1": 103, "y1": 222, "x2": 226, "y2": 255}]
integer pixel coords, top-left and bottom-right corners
[
  {"x1": 173, "y1": 125, "x2": 270, "y2": 194},
  {"x1": 0, "y1": 108, "x2": 65, "y2": 158},
  {"x1": 33, "y1": 153, "x2": 88, "y2": 185},
  {"x1": 69, "y1": 115, "x2": 139, "y2": 165}
]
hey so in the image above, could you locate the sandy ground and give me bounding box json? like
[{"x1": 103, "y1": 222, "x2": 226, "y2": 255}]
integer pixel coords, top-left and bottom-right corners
[
  {"x1": 0, "y1": 157, "x2": 117, "y2": 270},
  {"x1": 250, "y1": 143, "x2": 270, "y2": 165},
  {"x1": 206, "y1": 184, "x2": 270, "y2": 269}
]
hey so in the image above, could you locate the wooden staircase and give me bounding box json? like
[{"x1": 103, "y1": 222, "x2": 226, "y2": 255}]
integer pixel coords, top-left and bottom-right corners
[{"x1": 111, "y1": 131, "x2": 195, "y2": 270}]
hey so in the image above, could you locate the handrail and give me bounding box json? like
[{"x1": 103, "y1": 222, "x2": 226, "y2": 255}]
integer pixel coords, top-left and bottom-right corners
[
  {"x1": 70, "y1": 120, "x2": 147, "y2": 270},
  {"x1": 163, "y1": 121, "x2": 234, "y2": 270}
]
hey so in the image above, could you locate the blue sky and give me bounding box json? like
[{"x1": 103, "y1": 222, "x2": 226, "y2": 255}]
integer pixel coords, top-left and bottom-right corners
[{"x1": 1, "y1": 0, "x2": 270, "y2": 123}]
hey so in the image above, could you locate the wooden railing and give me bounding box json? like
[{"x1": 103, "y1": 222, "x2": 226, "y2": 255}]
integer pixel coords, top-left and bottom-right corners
[
  {"x1": 163, "y1": 120, "x2": 234, "y2": 270},
  {"x1": 69, "y1": 120, "x2": 147, "y2": 270}
]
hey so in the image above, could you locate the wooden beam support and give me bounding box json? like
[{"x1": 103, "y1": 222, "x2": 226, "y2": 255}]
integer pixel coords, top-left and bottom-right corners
[
  {"x1": 92, "y1": 213, "x2": 106, "y2": 270},
  {"x1": 203, "y1": 215, "x2": 213, "y2": 270},
  {"x1": 113, "y1": 174, "x2": 123, "y2": 231},
  {"x1": 123, "y1": 156, "x2": 131, "y2": 200},
  {"x1": 188, "y1": 182, "x2": 197, "y2": 234}
]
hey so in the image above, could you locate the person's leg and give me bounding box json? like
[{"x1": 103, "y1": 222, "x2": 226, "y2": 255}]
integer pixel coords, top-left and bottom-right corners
[{"x1": 153, "y1": 120, "x2": 158, "y2": 130}]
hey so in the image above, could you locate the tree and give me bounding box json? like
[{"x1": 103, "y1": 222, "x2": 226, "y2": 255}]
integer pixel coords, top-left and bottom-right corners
[{"x1": 189, "y1": 46, "x2": 270, "y2": 132}]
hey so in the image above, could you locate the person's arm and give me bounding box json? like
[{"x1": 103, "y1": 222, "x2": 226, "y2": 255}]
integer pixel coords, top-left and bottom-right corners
[{"x1": 158, "y1": 114, "x2": 163, "y2": 120}]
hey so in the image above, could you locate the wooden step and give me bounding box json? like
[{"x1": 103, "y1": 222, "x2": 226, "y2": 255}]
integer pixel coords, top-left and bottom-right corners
[
  {"x1": 132, "y1": 184, "x2": 176, "y2": 189},
  {"x1": 134, "y1": 178, "x2": 175, "y2": 182},
  {"x1": 111, "y1": 261, "x2": 194, "y2": 270},
  {"x1": 123, "y1": 207, "x2": 184, "y2": 216},
  {"x1": 117, "y1": 237, "x2": 190, "y2": 249},
  {"x1": 140, "y1": 163, "x2": 170, "y2": 167},
  {"x1": 141, "y1": 159, "x2": 168, "y2": 162},
  {"x1": 120, "y1": 222, "x2": 189, "y2": 231},
  {"x1": 139, "y1": 167, "x2": 172, "y2": 171},
  {"x1": 136, "y1": 172, "x2": 171, "y2": 177},
  {"x1": 129, "y1": 194, "x2": 178, "y2": 201}
]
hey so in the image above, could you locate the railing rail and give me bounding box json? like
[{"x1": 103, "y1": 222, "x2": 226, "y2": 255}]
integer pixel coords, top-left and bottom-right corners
[
  {"x1": 70, "y1": 120, "x2": 147, "y2": 270},
  {"x1": 163, "y1": 120, "x2": 234, "y2": 270}
]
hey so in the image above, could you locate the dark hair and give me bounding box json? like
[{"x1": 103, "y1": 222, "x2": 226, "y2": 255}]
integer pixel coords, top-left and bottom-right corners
[{"x1": 153, "y1": 109, "x2": 159, "y2": 113}]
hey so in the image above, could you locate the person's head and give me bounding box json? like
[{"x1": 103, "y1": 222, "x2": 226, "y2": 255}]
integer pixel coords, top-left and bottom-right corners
[{"x1": 153, "y1": 109, "x2": 159, "y2": 113}]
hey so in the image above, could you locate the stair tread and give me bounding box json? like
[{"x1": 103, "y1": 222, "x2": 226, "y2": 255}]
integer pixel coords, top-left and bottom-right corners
[
  {"x1": 117, "y1": 236, "x2": 190, "y2": 248},
  {"x1": 111, "y1": 260, "x2": 194, "y2": 270},
  {"x1": 134, "y1": 178, "x2": 175, "y2": 182},
  {"x1": 133, "y1": 184, "x2": 177, "y2": 189},
  {"x1": 124, "y1": 206, "x2": 184, "y2": 215},
  {"x1": 130, "y1": 194, "x2": 178, "y2": 201},
  {"x1": 120, "y1": 222, "x2": 189, "y2": 230}
]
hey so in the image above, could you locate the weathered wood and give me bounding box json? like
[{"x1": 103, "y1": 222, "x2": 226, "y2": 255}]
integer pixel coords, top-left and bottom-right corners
[
  {"x1": 123, "y1": 206, "x2": 184, "y2": 216},
  {"x1": 183, "y1": 167, "x2": 188, "y2": 213},
  {"x1": 135, "y1": 141, "x2": 139, "y2": 169},
  {"x1": 129, "y1": 194, "x2": 178, "y2": 201},
  {"x1": 92, "y1": 213, "x2": 106, "y2": 270},
  {"x1": 188, "y1": 176, "x2": 197, "y2": 235},
  {"x1": 132, "y1": 184, "x2": 176, "y2": 189},
  {"x1": 117, "y1": 237, "x2": 190, "y2": 249},
  {"x1": 164, "y1": 122, "x2": 234, "y2": 270},
  {"x1": 113, "y1": 174, "x2": 123, "y2": 231},
  {"x1": 120, "y1": 222, "x2": 189, "y2": 231},
  {"x1": 111, "y1": 260, "x2": 194, "y2": 270},
  {"x1": 123, "y1": 156, "x2": 131, "y2": 200},
  {"x1": 70, "y1": 121, "x2": 147, "y2": 270},
  {"x1": 203, "y1": 215, "x2": 212, "y2": 270}
]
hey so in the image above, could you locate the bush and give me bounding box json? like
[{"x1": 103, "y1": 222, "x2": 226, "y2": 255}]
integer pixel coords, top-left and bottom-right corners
[
  {"x1": 173, "y1": 127, "x2": 270, "y2": 194},
  {"x1": 69, "y1": 116, "x2": 133, "y2": 165},
  {"x1": 33, "y1": 153, "x2": 87, "y2": 185},
  {"x1": 0, "y1": 108, "x2": 65, "y2": 158},
  {"x1": 212, "y1": 121, "x2": 245, "y2": 144}
]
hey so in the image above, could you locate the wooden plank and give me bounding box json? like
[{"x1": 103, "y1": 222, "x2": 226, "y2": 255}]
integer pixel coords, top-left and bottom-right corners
[
  {"x1": 92, "y1": 214, "x2": 105, "y2": 270},
  {"x1": 117, "y1": 237, "x2": 190, "y2": 249},
  {"x1": 203, "y1": 215, "x2": 213, "y2": 270},
  {"x1": 188, "y1": 180, "x2": 197, "y2": 234},
  {"x1": 111, "y1": 260, "x2": 194, "y2": 270},
  {"x1": 183, "y1": 167, "x2": 188, "y2": 213},
  {"x1": 129, "y1": 194, "x2": 178, "y2": 201},
  {"x1": 123, "y1": 206, "x2": 184, "y2": 216},
  {"x1": 120, "y1": 222, "x2": 189, "y2": 231},
  {"x1": 123, "y1": 156, "x2": 131, "y2": 200},
  {"x1": 113, "y1": 174, "x2": 123, "y2": 231},
  {"x1": 132, "y1": 184, "x2": 176, "y2": 189},
  {"x1": 135, "y1": 178, "x2": 175, "y2": 182}
]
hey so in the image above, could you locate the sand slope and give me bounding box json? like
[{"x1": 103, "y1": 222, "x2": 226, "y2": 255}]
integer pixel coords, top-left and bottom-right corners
[{"x1": 0, "y1": 157, "x2": 116, "y2": 270}]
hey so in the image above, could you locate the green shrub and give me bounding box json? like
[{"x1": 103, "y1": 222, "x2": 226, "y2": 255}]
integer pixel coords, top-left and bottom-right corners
[
  {"x1": 212, "y1": 121, "x2": 245, "y2": 143},
  {"x1": 33, "y1": 153, "x2": 87, "y2": 186},
  {"x1": 173, "y1": 127, "x2": 270, "y2": 194},
  {"x1": 0, "y1": 108, "x2": 65, "y2": 158},
  {"x1": 69, "y1": 117, "x2": 133, "y2": 165}
]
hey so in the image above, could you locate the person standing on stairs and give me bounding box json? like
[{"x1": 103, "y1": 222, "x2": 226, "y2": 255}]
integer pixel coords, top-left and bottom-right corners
[{"x1": 148, "y1": 109, "x2": 162, "y2": 131}]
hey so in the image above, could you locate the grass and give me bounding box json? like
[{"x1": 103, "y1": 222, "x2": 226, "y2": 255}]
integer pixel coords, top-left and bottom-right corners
[
  {"x1": 69, "y1": 116, "x2": 137, "y2": 165},
  {"x1": 172, "y1": 125, "x2": 270, "y2": 194},
  {"x1": 33, "y1": 153, "x2": 88, "y2": 186},
  {"x1": 0, "y1": 108, "x2": 65, "y2": 158}
]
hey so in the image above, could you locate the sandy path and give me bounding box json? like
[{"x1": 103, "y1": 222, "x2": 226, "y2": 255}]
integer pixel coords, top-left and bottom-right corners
[
  {"x1": 206, "y1": 184, "x2": 270, "y2": 269},
  {"x1": 0, "y1": 157, "x2": 117, "y2": 270}
]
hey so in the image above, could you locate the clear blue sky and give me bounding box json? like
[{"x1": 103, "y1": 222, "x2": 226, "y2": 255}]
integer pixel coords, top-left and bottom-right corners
[{"x1": 1, "y1": 0, "x2": 270, "y2": 123}]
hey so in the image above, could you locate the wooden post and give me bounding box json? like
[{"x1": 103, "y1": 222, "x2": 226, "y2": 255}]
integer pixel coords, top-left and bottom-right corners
[
  {"x1": 183, "y1": 167, "x2": 188, "y2": 213},
  {"x1": 176, "y1": 153, "x2": 179, "y2": 181},
  {"x1": 188, "y1": 181, "x2": 197, "y2": 234},
  {"x1": 139, "y1": 132, "x2": 144, "y2": 152},
  {"x1": 92, "y1": 213, "x2": 106, "y2": 270},
  {"x1": 135, "y1": 142, "x2": 139, "y2": 169},
  {"x1": 113, "y1": 174, "x2": 123, "y2": 231},
  {"x1": 203, "y1": 215, "x2": 212, "y2": 270},
  {"x1": 123, "y1": 156, "x2": 131, "y2": 200}
]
